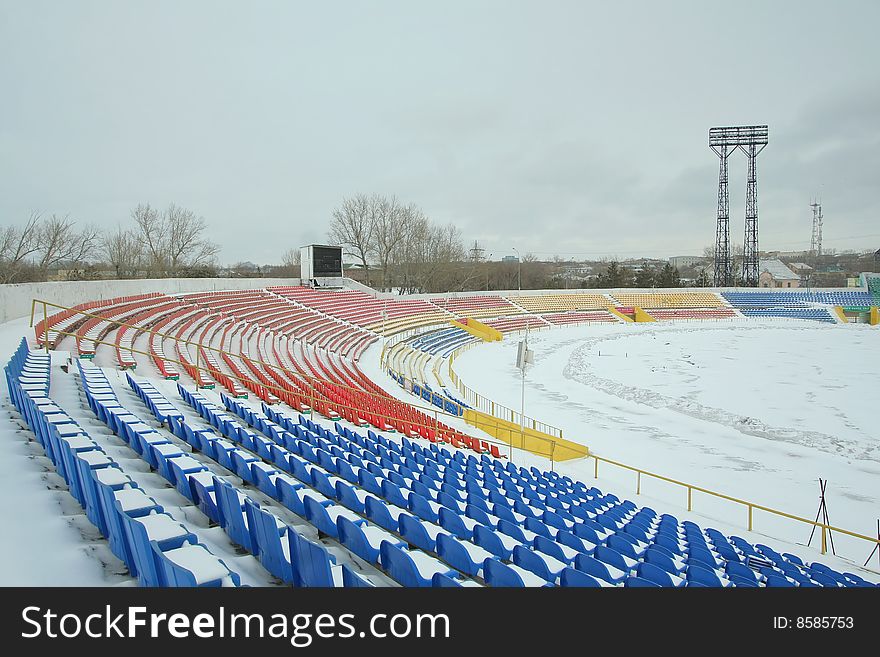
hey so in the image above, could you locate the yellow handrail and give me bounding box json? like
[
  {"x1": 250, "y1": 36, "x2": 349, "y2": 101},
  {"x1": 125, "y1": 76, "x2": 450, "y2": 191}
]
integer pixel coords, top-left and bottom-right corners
[{"x1": 590, "y1": 453, "x2": 879, "y2": 556}]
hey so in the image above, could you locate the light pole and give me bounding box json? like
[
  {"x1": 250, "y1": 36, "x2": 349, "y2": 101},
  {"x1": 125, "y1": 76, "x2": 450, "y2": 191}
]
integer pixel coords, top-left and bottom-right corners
[
  {"x1": 512, "y1": 247, "x2": 521, "y2": 291},
  {"x1": 485, "y1": 253, "x2": 493, "y2": 291}
]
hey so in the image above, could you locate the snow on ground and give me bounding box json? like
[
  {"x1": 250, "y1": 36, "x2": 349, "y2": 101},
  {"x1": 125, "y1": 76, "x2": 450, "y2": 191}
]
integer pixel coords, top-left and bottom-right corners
[{"x1": 449, "y1": 319, "x2": 880, "y2": 576}]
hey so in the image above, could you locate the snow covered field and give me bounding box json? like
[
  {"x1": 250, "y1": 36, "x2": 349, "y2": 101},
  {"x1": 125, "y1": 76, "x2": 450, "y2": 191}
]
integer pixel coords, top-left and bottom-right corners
[{"x1": 451, "y1": 319, "x2": 880, "y2": 569}]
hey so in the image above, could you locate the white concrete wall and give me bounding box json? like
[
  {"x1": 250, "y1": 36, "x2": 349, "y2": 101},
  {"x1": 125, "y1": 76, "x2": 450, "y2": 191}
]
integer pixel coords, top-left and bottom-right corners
[{"x1": 0, "y1": 277, "x2": 300, "y2": 323}]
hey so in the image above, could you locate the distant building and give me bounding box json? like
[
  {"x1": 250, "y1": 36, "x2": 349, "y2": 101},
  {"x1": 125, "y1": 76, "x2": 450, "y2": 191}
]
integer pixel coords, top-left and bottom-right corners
[
  {"x1": 759, "y1": 259, "x2": 800, "y2": 288},
  {"x1": 765, "y1": 250, "x2": 809, "y2": 259},
  {"x1": 502, "y1": 255, "x2": 519, "y2": 263},
  {"x1": 787, "y1": 262, "x2": 812, "y2": 274},
  {"x1": 669, "y1": 256, "x2": 705, "y2": 269}
]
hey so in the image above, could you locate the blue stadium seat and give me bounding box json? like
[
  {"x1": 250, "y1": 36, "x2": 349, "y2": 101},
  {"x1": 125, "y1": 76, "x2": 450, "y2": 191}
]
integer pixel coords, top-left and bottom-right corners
[
  {"x1": 574, "y1": 554, "x2": 626, "y2": 585},
  {"x1": 379, "y1": 541, "x2": 454, "y2": 588},
  {"x1": 482, "y1": 557, "x2": 552, "y2": 587},
  {"x1": 725, "y1": 560, "x2": 760, "y2": 585},
  {"x1": 214, "y1": 479, "x2": 256, "y2": 552},
  {"x1": 337, "y1": 516, "x2": 399, "y2": 564},
  {"x1": 513, "y1": 545, "x2": 567, "y2": 582},
  {"x1": 399, "y1": 513, "x2": 439, "y2": 552},
  {"x1": 625, "y1": 576, "x2": 660, "y2": 588},
  {"x1": 438, "y1": 507, "x2": 475, "y2": 541},
  {"x1": 408, "y1": 492, "x2": 439, "y2": 524},
  {"x1": 288, "y1": 531, "x2": 341, "y2": 587},
  {"x1": 765, "y1": 574, "x2": 796, "y2": 587},
  {"x1": 335, "y1": 481, "x2": 366, "y2": 514},
  {"x1": 473, "y1": 525, "x2": 515, "y2": 560},
  {"x1": 556, "y1": 529, "x2": 596, "y2": 556},
  {"x1": 244, "y1": 500, "x2": 294, "y2": 583},
  {"x1": 559, "y1": 567, "x2": 602, "y2": 587},
  {"x1": 436, "y1": 533, "x2": 491, "y2": 577},
  {"x1": 120, "y1": 510, "x2": 195, "y2": 586},
  {"x1": 150, "y1": 540, "x2": 241, "y2": 587},
  {"x1": 594, "y1": 545, "x2": 636, "y2": 574},
  {"x1": 303, "y1": 496, "x2": 341, "y2": 539},
  {"x1": 636, "y1": 562, "x2": 683, "y2": 587},
  {"x1": 365, "y1": 496, "x2": 402, "y2": 533},
  {"x1": 607, "y1": 533, "x2": 647, "y2": 560}
]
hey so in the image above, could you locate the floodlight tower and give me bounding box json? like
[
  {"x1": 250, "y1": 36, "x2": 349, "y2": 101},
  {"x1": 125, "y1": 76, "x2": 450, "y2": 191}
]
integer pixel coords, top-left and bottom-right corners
[
  {"x1": 810, "y1": 200, "x2": 823, "y2": 256},
  {"x1": 708, "y1": 137, "x2": 733, "y2": 287},
  {"x1": 708, "y1": 125, "x2": 769, "y2": 287}
]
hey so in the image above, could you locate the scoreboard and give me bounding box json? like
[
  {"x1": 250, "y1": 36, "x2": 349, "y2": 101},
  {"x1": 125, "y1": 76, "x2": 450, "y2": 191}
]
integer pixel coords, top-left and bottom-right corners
[{"x1": 300, "y1": 244, "x2": 343, "y2": 280}]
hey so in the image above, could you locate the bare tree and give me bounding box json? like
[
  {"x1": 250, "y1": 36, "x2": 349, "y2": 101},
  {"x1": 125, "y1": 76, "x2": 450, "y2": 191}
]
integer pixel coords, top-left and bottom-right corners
[
  {"x1": 393, "y1": 205, "x2": 430, "y2": 293},
  {"x1": 405, "y1": 221, "x2": 467, "y2": 293},
  {"x1": 282, "y1": 247, "x2": 301, "y2": 268},
  {"x1": 131, "y1": 203, "x2": 219, "y2": 277},
  {"x1": 0, "y1": 212, "x2": 41, "y2": 283},
  {"x1": 132, "y1": 203, "x2": 166, "y2": 274},
  {"x1": 103, "y1": 226, "x2": 144, "y2": 278},
  {"x1": 34, "y1": 214, "x2": 100, "y2": 276},
  {"x1": 166, "y1": 204, "x2": 219, "y2": 273},
  {"x1": 328, "y1": 194, "x2": 375, "y2": 285},
  {"x1": 372, "y1": 196, "x2": 411, "y2": 291}
]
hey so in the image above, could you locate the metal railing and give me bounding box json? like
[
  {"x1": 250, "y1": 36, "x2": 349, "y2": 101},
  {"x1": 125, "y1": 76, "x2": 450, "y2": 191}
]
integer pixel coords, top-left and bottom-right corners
[{"x1": 590, "y1": 454, "x2": 879, "y2": 558}]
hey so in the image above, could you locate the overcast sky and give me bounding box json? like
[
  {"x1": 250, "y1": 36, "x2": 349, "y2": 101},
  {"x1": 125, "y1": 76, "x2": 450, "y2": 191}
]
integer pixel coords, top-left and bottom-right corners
[{"x1": 2, "y1": 1, "x2": 878, "y2": 264}]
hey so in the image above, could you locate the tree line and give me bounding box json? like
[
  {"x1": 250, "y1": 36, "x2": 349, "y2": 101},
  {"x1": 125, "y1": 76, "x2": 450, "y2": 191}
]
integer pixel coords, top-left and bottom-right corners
[
  {"x1": 594, "y1": 260, "x2": 684, "y2": 288},
  {"x1": 328, "y1": 194, "x2": 472, "y2": 293},
  {"x1": 1, "y1": 204, "x2": 219, "y2": 283}
]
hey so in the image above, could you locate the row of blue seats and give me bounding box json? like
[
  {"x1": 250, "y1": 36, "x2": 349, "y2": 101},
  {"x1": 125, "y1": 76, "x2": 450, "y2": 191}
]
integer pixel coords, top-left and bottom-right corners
[
  {"x1": 254, "y1": 395, "x2": 878, "y2": 588},
  {"x1": 410, "y1": 328, "x2": 473, "y2": 357},
  {"x1": 4, "y1": 340, "x2": 240, "y2": 588},
  {"x1": 175, "y1": 384, "x2": 483, "y2": 587},
  {"x1": 386, "y1": 368, "x2": 467, "y2": 416},
  {"x1": 74, "y1": 359, "x2": 246, "y2": 587},
  {"x1": 722, "y1": 291, "x2": 875, "y2": 308},
  {"x1": 740, "y1": 308, "x2": 836, "y2": 323},
  {"x1": 223, "y1": 391, "x2": 776, "y2": 587},
  {"x1": 122, "y1": 373, "x2": 383, "y2": 588}
]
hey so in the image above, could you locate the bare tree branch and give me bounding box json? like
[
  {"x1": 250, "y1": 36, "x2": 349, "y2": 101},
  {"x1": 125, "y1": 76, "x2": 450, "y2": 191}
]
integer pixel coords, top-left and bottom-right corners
[{"x1": 103, "y1": 226, "x2": 144, "y2": 278}]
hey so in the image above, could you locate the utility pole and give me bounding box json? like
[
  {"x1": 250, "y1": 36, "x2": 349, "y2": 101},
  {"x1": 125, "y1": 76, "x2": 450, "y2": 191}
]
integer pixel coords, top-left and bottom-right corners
[
  {"x1": 469, "y1": 241, "x2": 485, "y2": 262},
  {"x1": 810, "y1": 200, "x2": 823, "y2": 257}
]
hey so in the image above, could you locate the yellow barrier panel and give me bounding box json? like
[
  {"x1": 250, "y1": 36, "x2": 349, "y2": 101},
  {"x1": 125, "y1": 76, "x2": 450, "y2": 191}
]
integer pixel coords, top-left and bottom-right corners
[
  {"x1": 871, "y1": 306, "x2": 879, "y2": 326},
  {"x1": 463, "y1": 408, "x2": 588, "y2": 461},
  {"x1": 451, "y1": 317, "x2": 502, "y2": 342},
  {"x1": 633, "y1": 306, "x2": 656, "y2": 322},
  {"x1": 608, "y1": 307, "x2": 634, "y2": 322},
  {"x1": 834, "y1": 306, "x2": 849, "y2": 323}
]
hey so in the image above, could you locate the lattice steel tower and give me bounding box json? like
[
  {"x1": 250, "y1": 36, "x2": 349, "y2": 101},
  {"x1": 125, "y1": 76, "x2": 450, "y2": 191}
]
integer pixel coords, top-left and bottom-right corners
[
  {"x1": 710, "y1": 143, "x2": 732, "y2": 286},
  {"x1": 708, "y1": 125, "x2": 769, "y2": 287},
  {"x1": 810, "y1": 200, "x2": 823, "y2": 256}
]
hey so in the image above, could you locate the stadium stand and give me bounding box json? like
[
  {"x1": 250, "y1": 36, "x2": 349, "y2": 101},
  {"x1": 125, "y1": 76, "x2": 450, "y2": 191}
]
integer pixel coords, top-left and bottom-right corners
[
  {"x1": 611, "y1": 292, "x2": 725, "y2": 308},
  {"x1": 646, "y1": 308, "x2": 738, "y2": 321},
  {"x1": 506, "y1": 293, "x2": 613, "y2": 313},
  {"x1": 10, "y1": 281, "x2": 880, "y2": 588},
  {"x1": 723, "y1": 290, "x2": 875, "y2": 309}
]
